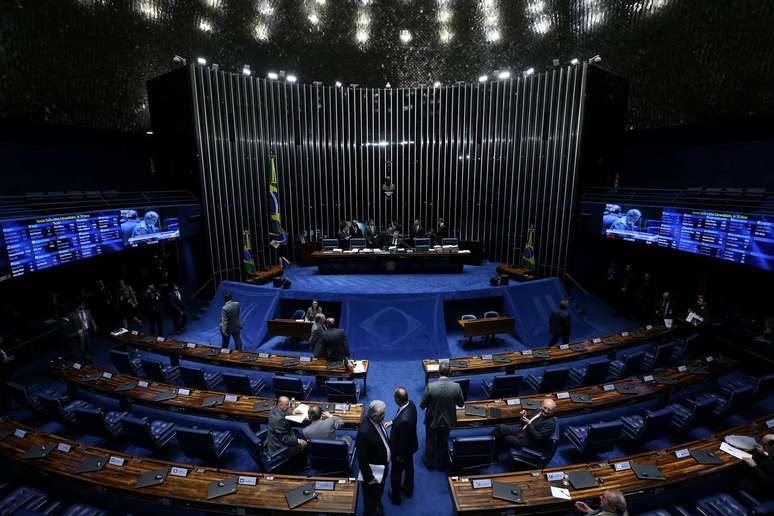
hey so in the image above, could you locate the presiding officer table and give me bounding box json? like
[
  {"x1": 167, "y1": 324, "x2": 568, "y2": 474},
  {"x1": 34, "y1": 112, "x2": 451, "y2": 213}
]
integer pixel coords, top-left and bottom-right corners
[
  {"x1": 0, "y1": 420, "x2": 359, "y2": 514},
  {"x1": 267, "y1": 318, "x2": 313, "y2": 339},
  {"x1": 311, "y1": 249, "x2": 469, "y2": 274}
]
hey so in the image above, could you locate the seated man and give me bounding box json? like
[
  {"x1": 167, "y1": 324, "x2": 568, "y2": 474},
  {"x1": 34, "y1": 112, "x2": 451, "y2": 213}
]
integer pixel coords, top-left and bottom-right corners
[
  {"x1": 491, "y1": 398, "x2": 556, "y2": 453},
  {"x1": 321, "y1": 318, "x2": 350, "y2": 362},
  {"x1": 303, "y1": 405, "x2": 351, "y2": 444},
  {"x1": 740, "y1": 433, "x2": 774, "y2": 499},
  {"x1": 575, "y1": 489, "x2": 628, "y2": 516},
  {"x1": 264, "y1": 396, "x2": 307, "y2": 462},
  {"x1": 309, "y1": 313, "x2": 327, "y2": 357}
]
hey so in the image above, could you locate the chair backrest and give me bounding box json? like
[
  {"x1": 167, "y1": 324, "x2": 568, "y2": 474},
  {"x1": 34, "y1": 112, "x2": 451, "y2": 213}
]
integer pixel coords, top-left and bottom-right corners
[
  {"x1": 37, "y1": 392, "x2": 67, "y2": 415},
  {"x1": 543, "y1": 422, "x2": 561, "y2": 464},
  {"x1": 72, "y1": 407, "x2": 109, "y2": 433},
  {"x1": 483, "y1": 311, "x2": 500, "y2": 318},
  {"x1": 110, "y1": 350, "x2": 138, "y2": 375},
  {"x1": 461, "y1": 314, "x2": 477, "y2": 321},
  {"x1": 308, "y1": 439, "x2": 351, "y2": 474},
  {"x1": 6, "y1": 382, "x2": 37, "y2": 410},
  {"x1": 450, "y1": 436, "x2": 495, "y2": 470},
  {"x1": 754, "y1": 373, "x2": 774, "y2": 398},
  {"x1": 651, "y1": 343, "x2": 676, "y2": 368},
  {"x1": 325, "y1": 380, "x2": 357, "y2": 402},
  {"x1": 620, "y1": 351, "x2": 646, "y2": 377},
  {"x1": 677, "y1": 334, "x2": 700, "y2": 358},
  {"x1": 686, "y1": 396, "x2": 719, "y2": 426},
  {"x1": 540, "y1": 367, "x2": 570, "y2": 391},
  {"x1": 453, "y1": 378, "x2": 470, "y2": 400},
  {"x1": 350, "y1": 238, "x2": 366, "y2": 249},
  {"x1": 121, "y1": 415, "x2": 154, "y2": 447},
  {"x1": 322, "y1": 238, "x2": 339, "y2": 250},
  {"x1": 176, "y1": 426, "x2": 216, "y2": 457},
  {"x1": 291, "y1": 309, "x2": 306, "y2": 319},
  {"x1": 491, "y1": 375, "x2": 522, "y2": 397},
  {"x1": 140, "y1": 359, "x2": 168, "y2": 382},
  {"x1": 581, "y1": 420, "x2": 623, "y2": 454},
  {"x1": 273, "y1": 375, "x2": 303, "y2": 397},
  {"x1": 639, "y1": 407, "x2": 674, "y2": 442},
  {"x1": 180, "y1": 366, "x2": 206, "y2": 388},
  {"x1": 442, "y1": 238, "x2": 458, "y2": 246},
  {"x1": 222, "y1": 372, "x2": 252, "y2": 395},
  {"x1": 724, "y1": 384, "x2": 756, "y2": 413},
  {"x1": 582, "y1": 360, "x2": 611, "y2": 385}
]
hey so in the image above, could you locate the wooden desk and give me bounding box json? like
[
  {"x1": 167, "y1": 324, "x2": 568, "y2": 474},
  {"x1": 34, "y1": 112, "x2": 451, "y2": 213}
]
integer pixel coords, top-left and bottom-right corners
[
  {"x1": 0, "y1": 420, "x2": 358, "y2": 514},
  {"x1": 453, "y1": 354, "x2": 731, "y2": 428},
  {"x1": 423, "y1": 326, "x2": 672, "y2": 383},
  {"x1": 267, "y1": 319, "x2": 313, "y2": 339},
  {"x1": 495, "y1": 263, "x2": 538, "y2": 282},
  {"x1": 311, "y1": 250, "x2": 467, "y2": 274},
  {"x1": 457, "y1": 317, "x2": 515, "y2": 338},
  {"x1": 52, "y1": 362, "x2": 363, "y2": 430},
  {"x1": 449, "y1": 414, "x2": 772, "y2": 514},
  {"x1": 244, "y1": 265, "x2": 283, "y2": 285},
  {"x1": 112, "y1": 331, "x2": 368, "y2": 393}
]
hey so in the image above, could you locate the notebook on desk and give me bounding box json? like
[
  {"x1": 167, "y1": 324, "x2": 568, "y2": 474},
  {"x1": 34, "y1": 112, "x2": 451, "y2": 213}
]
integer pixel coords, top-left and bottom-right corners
[
  {"x1": 614, "y1": 383, "x2": 638, "y2": 395},
  {"x1": 207, "y1": 477, "x2": 237, "y2": 500},
  {"x1": 114, "y1": 381, "x2": 138, "y2": 392},
  {"x1": 491, "y1": 482, "x2": 522, "y2": 503},
  {"x1": 690, "y1": 449, "x2": 723, "y2": 465},
  {"x1": 520, "y1": 399, "x2": 541, "y2": 410},
  {"x1": 464, "y1": 406, "x2": 487, "y2": 417},
  {"x1": 285, "y1": 483, "x2": 318, "y2": 509},
  {"x1": 282, "y1": 358, "x2": 301, "y2": 367},
  {"x1": 567, "y1": 471, "x2": 599, "y2": 490},
  {"x1": 21, "y1": 444, "x2": 55, "y2": 460},
  {"x1": 570, "y1": 392, "x2": 593, "y2": 404},
  {"x1": 154, "y1": 390, "x2": 178, "y2": 402},
  {"x1": 74, "y1": 455, "x2": 109, "y2": 474},
  {"x1": 631, "y1": 463, "x2": 666, "y2": 480},
  {"x1": 253, "y1": 400, "x2": 274, "y2": 412},
  {"x1": 135, "y1": 467, "x2": 170, "y2": 488},
  {"x1": 533, "y1": 350, "x2": 550, "y2": 359},
  {"x1": 202, "y1": 395, "x2": 225, "y2": 408}
]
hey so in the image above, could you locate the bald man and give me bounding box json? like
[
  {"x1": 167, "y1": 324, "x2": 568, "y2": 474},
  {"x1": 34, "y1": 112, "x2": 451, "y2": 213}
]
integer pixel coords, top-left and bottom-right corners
[
  {"x1": 740, "y1": 434, "x2": 774, "y2": 499},
  {"x1": 264, "y1": 396, "x2": 307, "y2": 462},
  {"x1": 575, "y1": 489, "x2": 628, "y2": 516},
  {"x1": 491, "y1": 398, "x2": 557, "y2": 453}
]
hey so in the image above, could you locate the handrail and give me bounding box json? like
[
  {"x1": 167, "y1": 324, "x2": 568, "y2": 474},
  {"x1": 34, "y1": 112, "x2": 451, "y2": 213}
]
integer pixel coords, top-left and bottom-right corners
[
  {"x1": 6, "y1": 326, "x2": 59, "y2": 354},
  {"x1": 563, "y1": 272, "x2": 589, "y2": 295},
  {"x1": 191, "y1": 276, "x2": 214, "y2": 299}
]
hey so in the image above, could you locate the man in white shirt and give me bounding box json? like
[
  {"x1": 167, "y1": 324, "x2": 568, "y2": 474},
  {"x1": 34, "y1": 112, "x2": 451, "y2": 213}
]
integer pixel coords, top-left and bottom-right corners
[{"x1": 70, "y1": 300, "x2": 97, "y2": 360}]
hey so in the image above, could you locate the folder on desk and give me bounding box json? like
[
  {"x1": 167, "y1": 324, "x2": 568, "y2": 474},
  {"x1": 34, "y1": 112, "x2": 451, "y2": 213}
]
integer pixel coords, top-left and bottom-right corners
[
  {"x1": 142, "y1": 336, "x2": 155, "y2": 343},
  {"x1": 493, "y1": 356, "x2": 512, "y2": 363},
  {"x1": 450, "y1": 360, "x2": 468, "y2": 368},
  {"x1": 520, "y1": 399, "x2": 541, "y2": 410},
  {"x1": 654, "y1": 375, "x2": 677, "y2": 385},
  {"x1": 154, "y1": 390, "x2": 178, "y2": 402},
  {"x1": 202, "y1": 395, "x2": 225, "y2": 408},
  {"x1": 253, "y1": 400, "x2": 274, "y2": 412},
  {"x1": 135, "y1": 467, "x2": 170, "y2": 488},
  {"x1": 318, "y1": 402, "x2": 335, "y2": 412},
  {"x1": 614, "y1": 383, "x2": 638, "y2": 395},
  {"x1": 464, "y1": 406, "x2": 487, "y2": 417},
  {"x1": 326, "y1": 360, "x2": 345, "y2": 369},
  {"x1": 21, "y1": 444, "x2": 55, "y2": 460},
  {"x1": 533, "y1": 350, "x2": 550, "y2": 359},
  {"x1": 491, "y1": 482, "x2": 522, "y2": 503},
  {"x1": 114, "y1": 381, "x2": 138, "y2": 392},
  {"x1": 169, "y1": 342, "x2": 186, "y2": 350},
  {"x1": 687, "y1": 366, "x2": 709, "y2": 375},
  {"x1": 283, "y1": 358, "x2": 301, "y2": 367},
  {"x1": 570, "y1": 392, "x2": 593, "y2": 404},
  {"x1": 603, "y1": 337, "x2": 618, "y2": 345},
  {"x1": 80, "y1": 374, "x2": 102, "y2": 382},
  {"x1": 240, "y1": 354, "x2": 257, "y2": 362},
  {"x1": 74, "y1": 455, "x2": 109, "y2": 474},
  {"x1": 200, "y1": 348, "x2": 219, "y2": 357},
  {"x1": 207, "y1": 477, "x2": 237, "y2": 500},
  {"x1": 0, "y1": 430, "x2": 12, "y2": 441},
  {"x1": 567, "y1": 471, "x2": 599, "y2": 490},
  {"x1": 690, "y1": 449, "x2": 723, "y2": 465},
  {"x1": 570, "y1": 343, "x2": 588, "y2": 352},
  {"x1": 488, "y1": 407, "x2": 502, "y2": 418},
  {"x1": 631, "y1": 463, "x2": 665, "y2": 480},
  {"x1": 285, "y1": 483, "x2": 318, "y2": 509}
]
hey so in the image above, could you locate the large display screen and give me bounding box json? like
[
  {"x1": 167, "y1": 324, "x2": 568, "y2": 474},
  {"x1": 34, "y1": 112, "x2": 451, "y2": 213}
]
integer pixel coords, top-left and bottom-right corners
[{"x1": 602, "y1": 204, "x2": 774, "y2": 271}]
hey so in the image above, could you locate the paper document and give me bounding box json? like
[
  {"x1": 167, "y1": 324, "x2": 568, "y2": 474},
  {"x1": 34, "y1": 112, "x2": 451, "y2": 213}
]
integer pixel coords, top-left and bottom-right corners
[
  {"x1": 664, "y1": 318, "x2": 673, "y2": 328},
  {"x1": 550, "y1": 486, "x2": 571, "y2": 500},
  {"x1": 426, "y1": 364, "x2": 440, "y2": 372},
  {"x1": 285, "y1": 404, "x2": 310, "y2": 424},
  {"x1": 720, "y1": 442, "x2": 752, "y2": 460},
  {"x1": 686, "y1": 312, "x2": 704, "y2": 325},
  {"x1": 353, "y1": 361, "x2": 367, "y2": 373},
  {"x1": 357, "y1": 464, "x2": 385, "y2": 483}
]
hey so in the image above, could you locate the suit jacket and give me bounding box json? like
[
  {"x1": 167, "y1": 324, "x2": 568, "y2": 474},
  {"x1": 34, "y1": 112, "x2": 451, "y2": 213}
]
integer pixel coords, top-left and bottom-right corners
[
  {"x1": 356, "y1": 418, "x2": 390, "y2": 483},
  {"x1": 390, "y1": 401, "x2": 418, "y2": 459},
  {"x1": 310, "y1": 323, "x2": 326, "y2": 357},
  {"x1": 321, "y1": 328, "x2": 350, "y2": 361},
  {"x1": 303, "y1": 416, "x2": 345, "y2": 441},
  {"x1": 349, "y1": 225, "x2": 363, "y2": 238},
  {"x1": 387, "y1": 236, "x2": 406, "y2": 248},
  {"x1": 264, "y1": 405, "x2": 299, "y2": 453},
  {"x1": 220, "y1": 300, "x2": 242, "y2": 334},
  {"x1": 549, "y1": 308, "x2": 571, "y2": 336},
  {"x1": 752, "y1": 449, "x2": 774, "y2": 487},
  {"x1": 168, "y1": 288, "x2": 185, "y2": 315},
  {"x1": 520, "y1": 412, "x2": 557, "y2": 451},
  {"x1": 655, "y1": 299, "x2": 674, "y2": 320},
  {"x1": 410, "y1": 224, "x2": 424, "y2": 238},
  {"x1": 70, "y1": 308, "x2": 97, "y2": 334},
  {"x1": 305, "y1": 306, "x2": 323, "y2": 321},
  {"x1": 420, "y1": 378, "x2": 464, "y2": 429}
]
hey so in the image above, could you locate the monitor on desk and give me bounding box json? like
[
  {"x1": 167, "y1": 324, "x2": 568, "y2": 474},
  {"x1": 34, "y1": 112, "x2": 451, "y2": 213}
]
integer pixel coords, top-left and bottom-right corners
[
  {"x1": 322, "y1": 238, "x2": 338, "y2": 251},
  {"x1": 442, "y1": 238, "x2": 458, "y2": 246},
  {"x1": 350, "y1": 238, "x2": 366, "y2": 249},
  {"x1": 414, "y1": 237, "x2": 431, "y2": 252}
]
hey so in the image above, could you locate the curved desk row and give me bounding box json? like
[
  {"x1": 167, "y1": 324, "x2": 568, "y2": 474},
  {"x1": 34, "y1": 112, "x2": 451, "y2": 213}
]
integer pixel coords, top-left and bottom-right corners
[
  {"x1": 454, "y1": 354, "x2": 730, "y2": 428},
  {"x1": 112, "y1": 331, "x2": 369, "y2": 393},
  {"x1": 0, "y1": 420, "x2": 358, "y2": 514},
  {"x1": 449, "y1": 414, "x2": 774, "y2": 514},
  {"x1": 424, "y1": 326, "x2": 673, "y2": 382},
  {"x1": 51, "y1": 362, "x2": 364, "y2": 430}
]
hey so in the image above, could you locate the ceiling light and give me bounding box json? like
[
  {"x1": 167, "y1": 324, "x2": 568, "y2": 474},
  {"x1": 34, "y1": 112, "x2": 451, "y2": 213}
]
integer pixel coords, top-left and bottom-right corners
[
  {"x1": 497, "y1": 70, "x2": 511, "y2": 80},
  {"x1": 590, "y1": 54, "x2": 602, "y2": 63},
  {"x1": 267, "y1": 71, "x2": 278, "y2": 80},
  {"x1": 145, "y1": 130, "x2": 154, "y2": 135},
  {"x1": 257, "y1": 1, "x2": 274, "y2": 16},
  {"x1": 308, "y1": 12, "x2": 320, "y2": 24},
  {"x1": 242, "y1": 65, "x2": 251, "y2": 76},
  {"x1": 254, "y1": 22, "x2": 269, "y2": 41},
  {"x1": 198, "y1": 19, "x2": 212, "y2": 32},
  {"x1": 478, "y1": 74, "x2": 488, "y2": 83},
  {"x1": 335, "y1": 81, "x2": 342, "y2": 87},
  {"x1": 196, "y1": 57, "x2": 207, "y2": 65},
  {"x1": 523, "y1": 67, "x2": 535, "y2": 77},
  {"x1": 385, "y1": 82, "x2": 391, "y2": 88},
  {"x1": 355, "y1": 28, "x2": 369, "y2": 44},
  {"x1": 211, "y1": 63, "x2": 219, "y2": 71},
  {"x1": 485, "y1": 29, "x2": 500, "y2": 42},
  {"x1": 437, "y1": 7, "x2": 452, "y2": 23},
  {"x1": 570, "y1": 58, "x2": 580, "y2": 65},
  {"x1": 433, "y1": 81, "x2": 441, "y2": 88},
  {"x1": 439, "y1": 27, "x2": 454, "y2": 43},
  {"x1": 399, "y1": 29, "x2": 412, "y2": 43},
  {"x1": 172, "y1": 55, "x2": 186, "y2": 65},
  {"x1": 286, "y1": 74, "x2": 297, "y2": 83}
]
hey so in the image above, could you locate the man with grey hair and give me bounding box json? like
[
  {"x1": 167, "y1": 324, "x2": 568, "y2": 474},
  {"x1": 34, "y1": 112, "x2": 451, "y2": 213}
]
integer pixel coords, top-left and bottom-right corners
[
  {"x1": 302, "y1": 404, "x2": 350, "y2": 444},
  {"x1": 357, "y1": 399, "x2": 391, "y2": 516},
  {"x1": 575, "y1": 489, "x2": 628, "y2": 515},
  {"x1": 420, "y1": 361, "x2": 464, "y2": 470}
]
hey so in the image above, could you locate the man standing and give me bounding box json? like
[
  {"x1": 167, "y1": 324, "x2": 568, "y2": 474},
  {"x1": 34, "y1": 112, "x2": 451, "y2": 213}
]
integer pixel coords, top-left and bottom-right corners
[
  {"x1": 264, "y1": 396, "x2": 307, "y2": 464},
  {"x1": 357, "y1": 400, "x2": 391, "y2": 516},
  {"x1": 548, "y1": 299, "x2": 571, "y2": 346},
  {"x1": 303, "y1": 405, "x2": 350, "y2": 444},
  {"x1": 70, "y1": 299, "x2": 97, "y2": 361},
  {"x1": 491, "y1": 398, "x2": 557, "y2": 453},
  {"x1": 420, "y1": 361, "x2": 464, "y2": 470},
  {"x1": 144, "y1": 284, "x2": 164, "y2": 336},
  {"x1": 655, "y1": 291, "x2": 674, "y2": 326},
  {"x1": 320, "y1": 318, "x2": 349, "y2": 362},
  {"x1": 387, "y1": 386, "x2": 418, "y2": 505},
  {"x1": 167, "y1": 283, "x2": 187, "y2": 334},
  {"x1": 220, "y1": 292, "x2": 243, "y2": 351},
  {"x1": 309, "y1": 313, "x2": 327, "y2": 357},
  {"x1": 575, "y1": 489, "x2": 628, "y2": 516}
]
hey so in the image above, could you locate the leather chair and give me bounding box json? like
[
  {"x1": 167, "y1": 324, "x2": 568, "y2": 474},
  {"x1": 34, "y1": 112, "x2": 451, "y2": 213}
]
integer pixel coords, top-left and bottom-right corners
[
  {"x1": 510, "y1": 422, "x2": 560, "y2": 469},
  {"x1": 307, "y1": 438, "x2": 356, "y2": 475},
  {"x1": 242, "y1": 427, "x2": 292, "y2": 472},
  {"x1": 109, "y1": 350, "x2": 144, "y2": 376},
  {"x1": 481, "y1": 375, "x2": 523, "y2": 398},
  {"x1": 696, "y1": 493, "x2": 752, "y2": 516},
  {"x1": 37, "y1": 392, "x2": 91, "y2": 425},
  {"x1": 714, "y1": 384, "x2": 755, "y2": 416},
  {"x1": 569, "y1": 359, "x2": 611, "y2": 386},
  {"x1": 448, "y1": 436, "x2": 496, "y2": 471},
  {"x1": 6, "y1": 381, "x2": 44, "y2": 411},
  {"x1": 483, "y1": 311, "x2": 500, "y2": 318},
  {"x1": 120, "y1": 414, "x2": 176, "y2": 449},
  {"x1": 671, "y1": 394, "x2": 719, "y2": 431},
  {"x1": 222, "y1": 372, "x2": 266, "y2": 395},
  {"x1": 273, "y1": 375, "x2": 314, "y2": 400},
  {"x1": 609, "y1": 350, "x2": 646, "y2": 378},
  {"x1": 72, "y1": 406, "x2": 128, "y2": 438},
  {"x1": 62, "y1": 503, "x2": 108, "y2": 516},
  {"x1": 722, "y1": 372, "x2": 774, "y2": 400},
  {"x1": 672, "y1": 333, "x2": 700, "y2": 360},
  {"x1": 291, "y1": 309, "x2": 306, "y2": 320},
  {"x1": 323, "y1": 380, "x2": 360, "y2": 403},
  {"x1": 0, "y1": 486, "x2": 48, "y2": 514},
  {"x1": 180, "y1": 365, "x2": 223, "y2": 390},
  {"x1": 564, "y1": 420, "x2": 624, "y2": 456},
  {"x1": 453, "y1": 378, "x2": 471, "y2": 401},
  {"x1": 525, "y1": 367, "x2": 570, "y2": 393},
  {"x1": 140, "y1": 358, "x2": 181, "y2": 384},
  {"x1": 621, "y1": 406, "x2": 674, "y2": 443},
  {"x1": 642, "y1": 342, "x2": 676, "y2": 371},
  {"x1": 176, "y1": 426, "x2": 234, "y2": 461}
]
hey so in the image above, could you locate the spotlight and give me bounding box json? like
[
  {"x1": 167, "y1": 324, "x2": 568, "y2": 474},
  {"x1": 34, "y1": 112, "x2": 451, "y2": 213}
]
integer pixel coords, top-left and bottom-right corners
[
  {"x1": 523, "y1": 67, "x2": 535, "y2": 77},
  {"x1": 385, "y1": 82, "x2": 391, "y2": 88},
  {"x1": 570, "y1": 58, "x2": 580, "y2": 65},
  {"x1": 242, "y1": 65, "x2": 251, "y2": 76},
  {"x1": 335, "y1": 81, "x2": 342, "y2": 87},
  {"x1": 399, "y1": 29, "x2": 412, "y2": 43},
  {"x1": 433, "y1": 81, "x2": 441, "y2": 88},
  {"x1": 211, "y1": 63, "x2": 220, "y2": 71},
  {"x1": 267, "y1": 71, "x2": 279, "y2": 80},
  {"x1": 145, "y1": 130, "x2": 154, "y2": 135},
  {"x1": 286, "y1": 74, "x2": 297, "y2": 83},
  {"x1": 196, "y1": 57, "x2": 207, "y2": 66},
  {"x1": 478, "y1": 74, "x2": 488, "y2": 83},
  {"x1": 172, "y1": 55, "x2": 187, "y2": 65},
  {"x1": 497, "y1": 70, "x2": 511, "y2": 80},
  {"x1": 552, "y1": 58, "x2": 560, "y2": 67},
  {"x1": 590, "y1": 54, "x2": 602, "y2": 63}
]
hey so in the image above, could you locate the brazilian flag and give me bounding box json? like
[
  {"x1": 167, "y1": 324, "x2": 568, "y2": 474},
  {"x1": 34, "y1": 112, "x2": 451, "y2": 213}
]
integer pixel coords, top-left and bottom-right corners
[
  {"x1": 522, "y1": 226, "x2": 536, "y2": 271},
  {"x1": 243, "y1": 229, "x2": 256, "y2": 276},
  {"x1": 268, "y1": 153, "x2": 287, "y2": 247}
]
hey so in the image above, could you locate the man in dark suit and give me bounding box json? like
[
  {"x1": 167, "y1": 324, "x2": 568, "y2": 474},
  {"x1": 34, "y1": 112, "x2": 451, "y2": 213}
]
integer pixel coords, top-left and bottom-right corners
[
  {"x1": 309, "y1": 313, "x2": 327, "y2": 357},
  {"x1": 654, "y1": 291, "x2": 674, "y2": 326},
  {"x1": 70, "y1": 299, "x2": 97, "y2": 360},
  {"x1": 349, "y1": 218, "x2": 363, "y2": 238},
  {"x1": 365, "y1": 219, "x2": 379, "y2": 247},
  {"x1": 420, "y1": 361, "x2": 464, "y2": 470},
  {"x1": 387, "y1": 386, "x2": 418, "y2": 505},
  {"x1": 320, "y1": 318, "x2": 349, "y2": 361},
  {"x1": 548, "y1": 299, "x2": 571, "y2": 345},
  {"x1": 740, "y1": 433, "x2": 774, "y2": 499},
  {"x1": 336, "y1": 222, "x2": 350, "y2": 249},
  {"x1": 491, "y1": 398, "x2": 557, "y2": 453},
  {"x1": 387, "y1": 230, "x2": 405, "y2": 248},
  {"x1": 167, "y1": 283, "x2": 187, "y2": 334},
  {"x1": 357, "y1": 400, "x2": 391, "y2": 516},
  {"x1": 434, "y1": 218, "x2": 448, "y2": 244},
  {"x1": 143, "y1": 284, "x2": 164, "y2": 336},
  {"x1": 220, "y1": 292, "x2": 243, "y2": 350},
  {"x1": 409, "y1": 219, "x2": 424, "y2": 239},
  {"x1": 264, "y1": 396, "x2": 307, "y2": 463}
]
